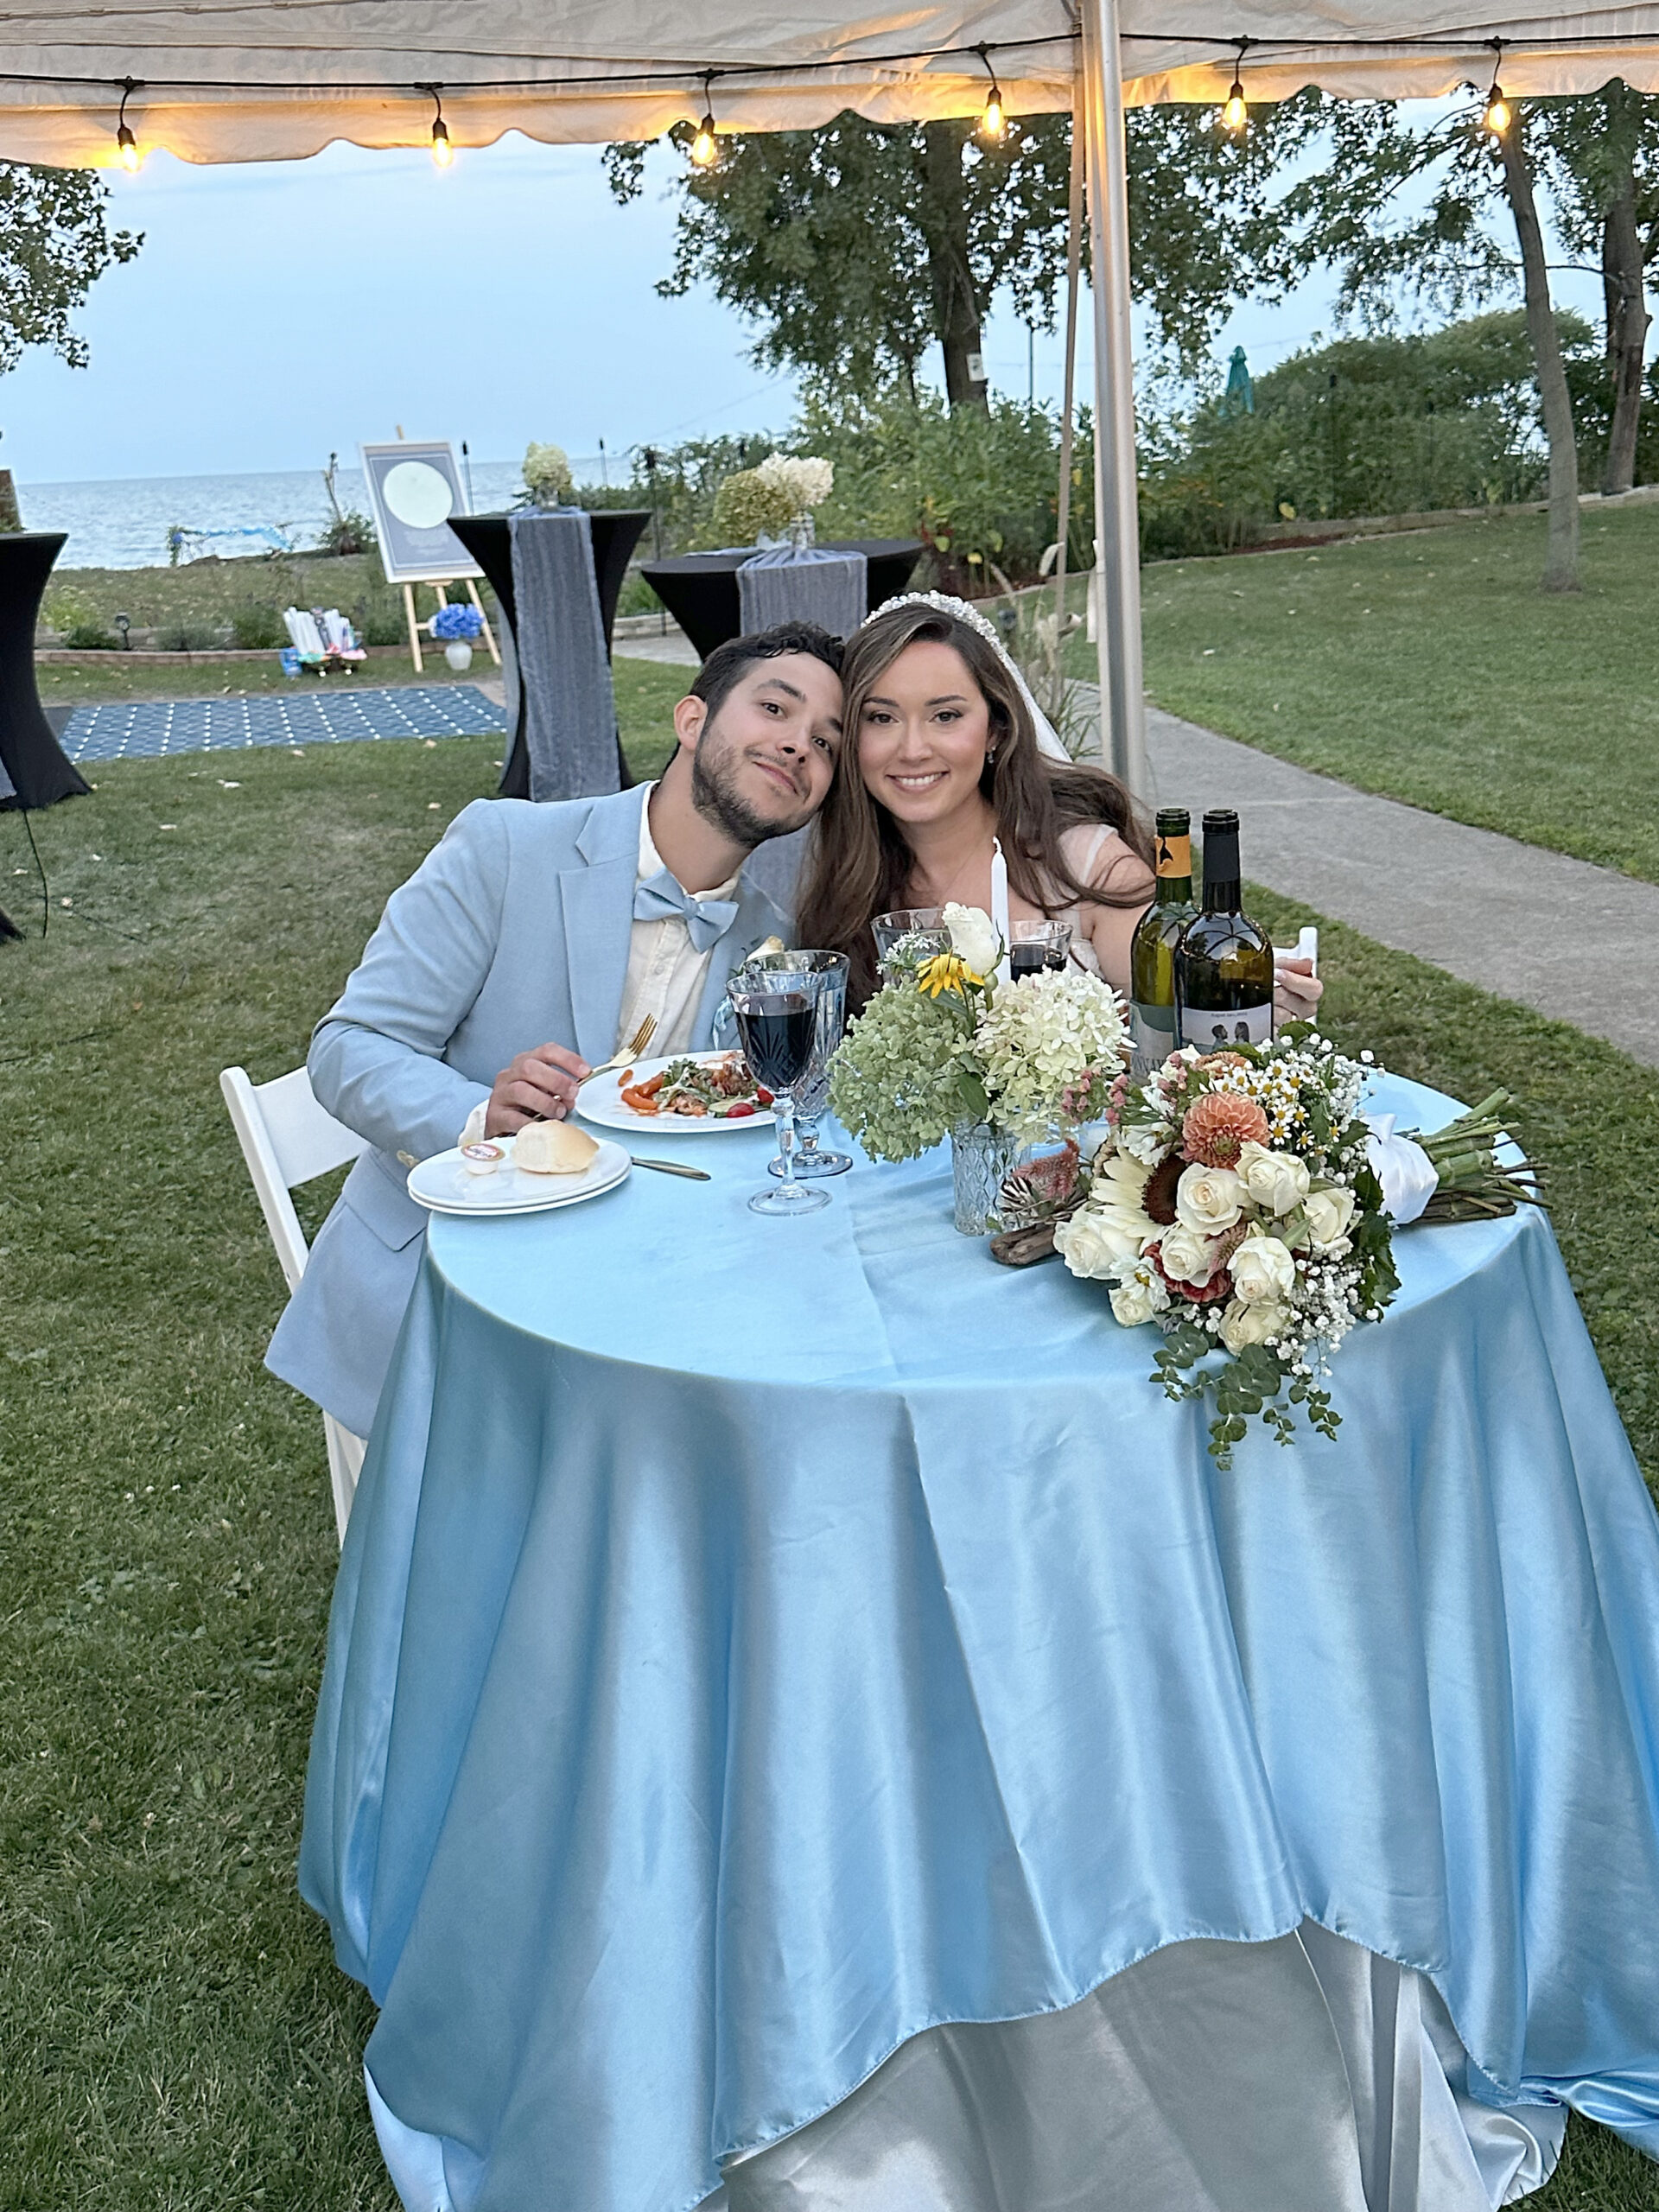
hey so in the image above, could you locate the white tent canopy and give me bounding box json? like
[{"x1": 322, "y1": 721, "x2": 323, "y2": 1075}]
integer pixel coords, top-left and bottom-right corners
[
  {"x1": 14, "y1": 0, "x2": 1659, "y2": 792},
  {"x1": 11, "y1": 0, "x2": 1659, "y2": 171}
]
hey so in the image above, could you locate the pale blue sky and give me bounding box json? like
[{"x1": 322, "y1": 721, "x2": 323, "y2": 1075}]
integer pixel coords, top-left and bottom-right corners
[{"x1": 1, "y1": 117, "x2": 1603, "y2": 489}]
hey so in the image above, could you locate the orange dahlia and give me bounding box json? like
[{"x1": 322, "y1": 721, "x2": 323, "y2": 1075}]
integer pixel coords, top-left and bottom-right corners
[{"x1": 1181, "y1": 1090, "x2": 1269, "y2": 1167}]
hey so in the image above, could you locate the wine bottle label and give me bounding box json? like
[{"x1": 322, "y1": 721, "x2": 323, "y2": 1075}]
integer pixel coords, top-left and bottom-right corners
[
  {"x1": 1154, "y1": 833, "x2": 1192, "y2": 879},
  {"x1": 1130, "y1": 1001, "x2": 1178, "y2": 1079},
  {"x1": 1179, "y1": 1002, "x2": 1272, "y2": 1051}
]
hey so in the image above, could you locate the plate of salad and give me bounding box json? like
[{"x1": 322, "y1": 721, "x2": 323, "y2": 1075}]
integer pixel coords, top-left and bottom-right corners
[{"x1": 575, "y1": 1052, "x2": 776, "y2": 1133}]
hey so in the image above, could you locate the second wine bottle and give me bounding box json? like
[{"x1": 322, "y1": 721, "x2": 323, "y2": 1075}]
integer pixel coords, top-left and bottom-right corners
[{"x1": 1175, "y1": 809, "x2": 1274, "y2": 1050}]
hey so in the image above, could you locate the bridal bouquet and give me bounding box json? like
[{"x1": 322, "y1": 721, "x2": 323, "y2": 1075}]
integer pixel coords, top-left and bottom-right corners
[
  {"x1": 827, "y1": 903, "x2": 1128, "y2": 1160},
  {"x1": 1054, "y1": 1030, "x2": 1541, "y2": 1467}
]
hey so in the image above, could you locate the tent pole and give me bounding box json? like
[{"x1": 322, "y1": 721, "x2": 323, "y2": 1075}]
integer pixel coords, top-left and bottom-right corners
[
  {"x1": 1078, "y1": 0, "x2": 1148, "y2": 801},
  {"x1": 1051, "y1": 83, "x2": 1085, "y2": 694}
]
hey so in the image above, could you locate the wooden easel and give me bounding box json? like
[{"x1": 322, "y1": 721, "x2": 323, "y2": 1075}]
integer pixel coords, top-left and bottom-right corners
[{"x1": 402, "y1": 577, "x2": 501, "y2": 674}]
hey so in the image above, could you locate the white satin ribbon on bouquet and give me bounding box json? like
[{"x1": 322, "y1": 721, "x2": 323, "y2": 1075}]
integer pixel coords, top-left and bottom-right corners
[{"x1": 1364, "y1": 1114, "x2": 1439, "y2": 1225}]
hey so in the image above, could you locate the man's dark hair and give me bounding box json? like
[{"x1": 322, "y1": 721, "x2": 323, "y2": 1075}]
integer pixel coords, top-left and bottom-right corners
[{"x1": 688, "y1": 622, "x2": 844, "y2": 722}]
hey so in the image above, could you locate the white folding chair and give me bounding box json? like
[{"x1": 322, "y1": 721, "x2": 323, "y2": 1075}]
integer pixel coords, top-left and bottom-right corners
[{"x1": 219, "y1": 1063, "x2": 369, "y2": 1545}]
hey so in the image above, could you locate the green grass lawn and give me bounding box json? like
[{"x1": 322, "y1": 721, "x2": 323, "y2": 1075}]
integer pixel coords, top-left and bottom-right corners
[
  {"x1": 1065, "y1": 501, "x2": 1659, "y2": 886},
  {"x1": 1, "y1": 730, "x2": 1656, "y2": 2208}
]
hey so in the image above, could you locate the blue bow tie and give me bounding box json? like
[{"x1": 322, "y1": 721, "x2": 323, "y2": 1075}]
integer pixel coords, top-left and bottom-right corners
[{"x1": 633, "y1": 866, "x2": 741, "y2": 955}]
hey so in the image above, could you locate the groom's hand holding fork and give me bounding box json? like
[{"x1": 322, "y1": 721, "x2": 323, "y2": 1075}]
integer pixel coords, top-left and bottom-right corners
[{"x1": 486, "y1": 1042, "x2": 592, "y2": 1135}]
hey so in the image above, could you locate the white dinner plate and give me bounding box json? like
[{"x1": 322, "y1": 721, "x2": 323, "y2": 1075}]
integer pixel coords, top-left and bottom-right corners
[
  {"x1": 406, "y1": 1135, "x2": 632, "y2": 1216},
  {"x1": 575, "y1": 1052, "x2": 774, "y2": 1135}
]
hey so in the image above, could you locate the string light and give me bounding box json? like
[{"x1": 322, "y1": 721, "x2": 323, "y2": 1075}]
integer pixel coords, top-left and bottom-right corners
[
  {"x1": 690, "y1": 74, "x2": 720, "y2": 166},
  {"x1": 116, "y1": 78, "x2": 141, "y2": 171},
  {"x1": 1482, "y1": 45, "x2": 1510, "y2": 133},
  {"x1": 1221, "y1": 42, "x2": 1249, "y2": 135},
  {"x1": 422, "y1": 84, "x2": 453, "y2": 166},
  {"x1": 975, "y1": 45, "x2": 1006, "y2": 140}
]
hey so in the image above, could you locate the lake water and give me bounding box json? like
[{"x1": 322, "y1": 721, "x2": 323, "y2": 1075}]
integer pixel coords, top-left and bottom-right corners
[{"x1": 16, "y1": 461, "x2": 530, "y2": 571}]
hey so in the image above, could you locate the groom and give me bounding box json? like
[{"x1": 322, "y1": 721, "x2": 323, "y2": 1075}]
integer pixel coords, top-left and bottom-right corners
[{"x1": 265, "y1": 621, "x2": 845, "y2": 1442}]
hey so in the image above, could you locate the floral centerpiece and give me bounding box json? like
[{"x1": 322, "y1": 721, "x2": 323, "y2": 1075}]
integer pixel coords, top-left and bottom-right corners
[
  {"x1": 828, "y1": 904, "x2": 1128, "y2": 1230},
  {"x1": 711, "y1": 454, "x2": 835, "y2": 549},
  {"x1": 1053, "y1": 1031, "x2": 1540, "y2": 1467},
  {"x1": 431, "y1": 598, "x2": 485, "y2": 670},
  {"x1": 522, "y1": 442, "x2": 575, "y2": 509},
  {"x1": 431, "y1": 601, "x2": 484, "y2": 642}
]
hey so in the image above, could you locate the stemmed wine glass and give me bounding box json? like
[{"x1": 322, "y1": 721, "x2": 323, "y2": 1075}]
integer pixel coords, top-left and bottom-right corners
[
  {"x1": 736, "y1": 950, "x2": 851, "y2": 1179},
  {"x1": 730, "y1": 983, "x2": 831, "y2": 1217}
]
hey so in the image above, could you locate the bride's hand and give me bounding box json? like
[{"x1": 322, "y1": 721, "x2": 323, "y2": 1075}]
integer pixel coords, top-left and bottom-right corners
[{"x1": 1273, "y1": 955, "x2": 1322, "y2": 1021}]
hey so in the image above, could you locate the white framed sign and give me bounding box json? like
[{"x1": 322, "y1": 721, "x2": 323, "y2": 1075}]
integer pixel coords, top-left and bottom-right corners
[{"x1": 359, "y1": 441, "x2": 482, "y2": 584}]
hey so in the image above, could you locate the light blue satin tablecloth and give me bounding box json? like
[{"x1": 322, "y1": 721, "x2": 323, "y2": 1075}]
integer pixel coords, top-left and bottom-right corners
[{"x1": 301, "y1": 1075, "x2": 1659, "y2": 2212}]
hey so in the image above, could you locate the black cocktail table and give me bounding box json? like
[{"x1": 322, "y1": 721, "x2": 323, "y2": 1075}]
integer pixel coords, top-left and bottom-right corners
[
  {"x1": 640, "y1": 539, "x2": 923, "y2": 660},
  {"x1": 1, "y1": 532, "x2": 89, "y2": 813},
  {"x1": 449, "y1": 512, "x2": 649, "y2": 800}
]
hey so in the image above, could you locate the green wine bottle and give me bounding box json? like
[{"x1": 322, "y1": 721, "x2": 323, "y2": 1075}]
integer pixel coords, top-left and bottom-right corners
[
  {"x1": 1175, "y1": 810, "x2": 1274, "y2": 1050},
  {"x1": 1128, "y1": 808, "x2": 1197, "y2": 1078}
]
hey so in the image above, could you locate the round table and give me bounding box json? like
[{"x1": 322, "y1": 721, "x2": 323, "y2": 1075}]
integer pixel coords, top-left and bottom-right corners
[
  {"x1": 641, "y1": 539, "x2": 922, "y2": 659},
  {"x1": 302, "y1": 1076, "x2": 1659, "y2": 2211}
]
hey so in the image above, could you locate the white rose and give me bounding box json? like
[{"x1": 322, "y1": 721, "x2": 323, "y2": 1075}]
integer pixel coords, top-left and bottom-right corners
[
  {"x1": 1158, "y1": 1221, "x2": 1224, "y2": 1286},
  {"x1": 1055, "y1": 1206, "x2": 1145, "y2": 1281},
  {"x1": 1236, "y1": 1141, "x2": 1311, "y2": 1217},
  {"x1": 1230, "y1": 1233, "x2": 1297, "y2": 1305},
  {"x1": 942, "y1": 902, "x2": 1001, "y2": 976},
  {"x1": 1109, "y1": 1266, "x2": 1169, "y2": 1328},
  {"x1": 1175, "y1": 1162, "x2": 1244, "y2": 1234},
  {"x1": 1220, "y1": 1299, "x2": 1287, "y2": 1352},
  {"x1": 1304, "y1": 1185, "x2": 1357, "y2": 1251}
]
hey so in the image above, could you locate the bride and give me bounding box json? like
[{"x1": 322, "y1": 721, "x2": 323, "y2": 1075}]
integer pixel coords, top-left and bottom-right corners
[{"x1": 796, "y1": 594, "x2": 1323, "y2": 1019}]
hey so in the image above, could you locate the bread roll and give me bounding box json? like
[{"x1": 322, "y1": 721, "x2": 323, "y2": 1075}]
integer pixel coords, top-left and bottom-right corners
[{"x1": 513, "y1": 1119, "x2": 600, "y2": 1176}]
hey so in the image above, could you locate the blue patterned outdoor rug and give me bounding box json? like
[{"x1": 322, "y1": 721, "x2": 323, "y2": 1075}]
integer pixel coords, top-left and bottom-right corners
[{"x1": 60, "y1": 683, "x2": 505, "y2": 764}]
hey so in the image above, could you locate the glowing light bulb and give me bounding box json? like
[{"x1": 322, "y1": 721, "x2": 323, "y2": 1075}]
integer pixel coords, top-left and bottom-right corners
[
  {"x1": 981, "y1": 87, "x2": 1005, "y2": 139},
  {"x1": 117, "y1": 124, "x2": 141, "y2": 172},
  {"x1": 1484, "y1": 88, "x2": 1510, "y2": 134},
  {"x1": 1222, "y1": 81, "x2": 1248, "y2": 134},
  {"x1": 690, "y1": 111, "x2": 719, "y2": 166},
  {"x1": 430, "y1": 118, "x2": 453, "y2": 167}
]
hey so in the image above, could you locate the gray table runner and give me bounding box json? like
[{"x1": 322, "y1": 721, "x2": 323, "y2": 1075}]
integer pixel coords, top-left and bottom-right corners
[
  {"x1": 736, "y1": 546, "x2": 868, "y2": 642},
  {"x1": 508, "y1": 509, "x2": 619, "y2": 802}
]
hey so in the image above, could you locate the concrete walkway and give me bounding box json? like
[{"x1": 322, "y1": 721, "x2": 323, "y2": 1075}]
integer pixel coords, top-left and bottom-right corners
[{"x1": 1142, "y1": 703, "x2": 1659, "y2": 1071}]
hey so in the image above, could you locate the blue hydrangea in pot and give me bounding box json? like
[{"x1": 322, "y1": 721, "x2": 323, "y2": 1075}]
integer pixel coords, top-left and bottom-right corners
[{"x1": 432, "y1": 600, "x2": 485, "y2": 670}]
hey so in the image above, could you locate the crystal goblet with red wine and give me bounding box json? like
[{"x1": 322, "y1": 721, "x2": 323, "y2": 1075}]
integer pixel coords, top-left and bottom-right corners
[
  {"x1": 1009, "y1": 918, "x2": 1073, "y2": 980},
  {"x1": 732, "y1": 985, "x2": 831, "y2": 1216}
]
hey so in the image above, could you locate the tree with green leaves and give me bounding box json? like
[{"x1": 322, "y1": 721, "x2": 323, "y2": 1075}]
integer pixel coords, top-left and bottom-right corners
[
  {"x1": 1534, "y1": 83, "x2": 1659, "y2": 494},
  {"x1": 605, "y1": 99, "x2": 1327, "y2": 411},
  {"x1": 1288, "y1": 99, "x2": 1583, "y2": 590},
  {"x1": 0, "y1": 163, "x2": 141, "y2": 375}
]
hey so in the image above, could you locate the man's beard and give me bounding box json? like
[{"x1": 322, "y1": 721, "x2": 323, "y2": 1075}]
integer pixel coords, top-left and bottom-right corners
[{"x1": 690, "y1": 723, "x2": 815, "y2": 849}]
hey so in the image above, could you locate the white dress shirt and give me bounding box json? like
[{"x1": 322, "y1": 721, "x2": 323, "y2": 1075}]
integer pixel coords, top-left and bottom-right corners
[
  {"x1": 615, "y1": 784, "x2": 742, "y2": 1058},
  {"x1": 457, "y1": 785, "x2": 743, "y2": 1147}
]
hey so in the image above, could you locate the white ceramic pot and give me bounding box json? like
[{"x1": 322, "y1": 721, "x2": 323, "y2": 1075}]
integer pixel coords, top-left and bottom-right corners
[{"x1": 444, "y1": 640, "x2": 474, "y2": 671}]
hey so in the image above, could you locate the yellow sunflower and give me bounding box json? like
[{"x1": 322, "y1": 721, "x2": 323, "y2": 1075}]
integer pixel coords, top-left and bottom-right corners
[{"x1": 916, "y1": 951, "x2": 984, "y2": 999}]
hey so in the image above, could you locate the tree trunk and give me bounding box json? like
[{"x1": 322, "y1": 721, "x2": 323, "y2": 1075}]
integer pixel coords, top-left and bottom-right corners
[
  {"x1": 1600, "y1": 94, "x2": 1649, "y2": 495},
  {"x1": 1497, "y1": 112, "x2": 1580, "y2": 591},
  {"x1": 918, "y1": 122, "x2": 989, "y2": 413}
]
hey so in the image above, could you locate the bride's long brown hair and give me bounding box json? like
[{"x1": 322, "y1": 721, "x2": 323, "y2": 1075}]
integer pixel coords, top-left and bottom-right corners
[{"x1": 795, "y1": 601, "x2": 1154, "y2": 1007}]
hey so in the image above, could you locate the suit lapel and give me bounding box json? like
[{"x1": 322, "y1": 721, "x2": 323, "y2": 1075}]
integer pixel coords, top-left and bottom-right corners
[{"x1": 559, "y1": 786, "x2": 649, "y2": 1065}]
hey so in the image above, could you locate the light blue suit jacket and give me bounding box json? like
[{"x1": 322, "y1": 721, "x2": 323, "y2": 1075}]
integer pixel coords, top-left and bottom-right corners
[{"x1": 265, "y1": 785, "x2": 793, "y2": 1438}]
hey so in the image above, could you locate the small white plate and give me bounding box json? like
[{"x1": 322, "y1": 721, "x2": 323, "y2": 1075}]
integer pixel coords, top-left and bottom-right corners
[
  {"x1": 575, "y1": 1052, "x2": 773, "y2": 1135},
  {"x1": 406, "y1": 1135, "x2": 632, "y2": 1216}
]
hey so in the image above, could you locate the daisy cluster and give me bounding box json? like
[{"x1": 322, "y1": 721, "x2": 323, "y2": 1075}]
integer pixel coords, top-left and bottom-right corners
[{"x1": 1054, "y1": 1030, "x2": 1398, "y2": 1466}]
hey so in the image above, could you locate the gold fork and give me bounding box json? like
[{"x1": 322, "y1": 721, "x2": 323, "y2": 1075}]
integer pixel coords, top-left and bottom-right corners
[{"x1": 575, "y1": 1013, "x2": 658, "y2": 1089}]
